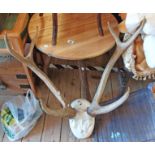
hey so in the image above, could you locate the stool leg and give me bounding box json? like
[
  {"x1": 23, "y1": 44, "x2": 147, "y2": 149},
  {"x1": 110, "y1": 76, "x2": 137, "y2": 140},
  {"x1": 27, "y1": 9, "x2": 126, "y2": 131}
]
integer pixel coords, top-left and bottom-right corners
[
  {"x1": 78, "y1": 61, "x2": 91, "y2": 101},
  {"x1": 97, "y1": 13, "x2": 104, "y2": 36},
  {"x1": 34, "y1": 48, "x2": 44, "y2": 68},
  {"x1": 52, "y1": 13, "x2": 58, "y2": 46},
  {"x1": 42, "y1": 54, "x2": 52, "y2": 75}
]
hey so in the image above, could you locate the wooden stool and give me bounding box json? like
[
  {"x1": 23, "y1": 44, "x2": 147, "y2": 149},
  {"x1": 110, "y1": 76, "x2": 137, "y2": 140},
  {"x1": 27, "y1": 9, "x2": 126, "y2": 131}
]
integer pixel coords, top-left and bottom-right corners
[{"x1": 28, "y1": 13, "x2": 118, "y2": 99}]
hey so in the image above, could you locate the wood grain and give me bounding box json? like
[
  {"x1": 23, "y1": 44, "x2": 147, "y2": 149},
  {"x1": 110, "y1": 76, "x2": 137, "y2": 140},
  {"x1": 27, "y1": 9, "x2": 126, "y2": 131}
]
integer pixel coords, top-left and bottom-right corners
[
  {"x1": 0, "y1": 63, "x2": 155, "y2": 142},
  {"x1": 78, "y1": 61, "x2": 91, "y2": 100},
  {"x1": 41, "y1": 70, "x2": 63, "y2": 142},
  {"x1": 92, "y1": 72, "x2": 155, "y2": 142},
  {"x1": 0, "y1": 58, "x2": 30, "y2": 95},
  {"x1": 60, "y1": 70, "x2": 81, "y2": 141},
  {"x1": 28, "y1": 13, "x2": 118, "y2": 60}
]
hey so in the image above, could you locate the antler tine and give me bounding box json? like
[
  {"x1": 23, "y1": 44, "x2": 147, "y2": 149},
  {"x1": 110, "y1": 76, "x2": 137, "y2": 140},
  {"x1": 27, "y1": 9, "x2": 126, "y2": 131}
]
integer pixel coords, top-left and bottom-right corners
[
  {"x1": 26, "y1": 26, "x2": 39, "y2": 60},
  {"x1": 108, "y1": 19, "x2": 146, "y2": 49},
  {"x1": 40, "y1": 100, "x2": 75, "y2": 117},
  {"x1": 89, "y1": 88, "x2": 130, "y2": 115},
  {"x1": 123, "y1": 18, "x2": 146, "y2": 49},
  {"x1": 108, "y1": 22, "x2": 121, "y2": 46},
  {"x1": 4, "y1": 33, "x2": 19, "y2": 60}
]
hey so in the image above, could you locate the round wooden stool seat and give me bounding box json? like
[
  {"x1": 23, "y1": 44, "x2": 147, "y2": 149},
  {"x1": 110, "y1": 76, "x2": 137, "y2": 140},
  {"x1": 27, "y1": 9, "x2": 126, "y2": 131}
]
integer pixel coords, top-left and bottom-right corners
[{"x1": 28, "y1": 13, "x2": 119, "y2": 60}]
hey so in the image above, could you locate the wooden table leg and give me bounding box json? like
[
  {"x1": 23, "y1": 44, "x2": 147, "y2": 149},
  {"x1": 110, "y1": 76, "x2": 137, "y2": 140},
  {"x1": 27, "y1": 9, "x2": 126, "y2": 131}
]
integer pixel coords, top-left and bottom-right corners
[
  {"x1": 34, "y1": 48, "x2": 44, "y2": 68},
  {"x1": 78, "y1": 61, "x2": 91, "y2": 101},
  {"x1": 42, "y1": 54, "x2": 52, "y2": 75}
]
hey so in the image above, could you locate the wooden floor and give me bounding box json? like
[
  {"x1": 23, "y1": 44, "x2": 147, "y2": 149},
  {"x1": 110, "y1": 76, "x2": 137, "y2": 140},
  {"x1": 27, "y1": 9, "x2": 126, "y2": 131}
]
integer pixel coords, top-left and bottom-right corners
[{"x1": 0, "y1": 69, "x2": 155, "y2": 142}]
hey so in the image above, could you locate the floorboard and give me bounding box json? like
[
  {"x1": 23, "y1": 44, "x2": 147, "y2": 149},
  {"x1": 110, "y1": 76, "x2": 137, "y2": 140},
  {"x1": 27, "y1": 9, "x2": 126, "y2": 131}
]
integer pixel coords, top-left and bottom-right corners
[
  {"x1": 41, "y1": 70, "x2": 63, "y2": 142},
  {"x1": 93, "y1": 73, "x2": 155, "y2": 142},
  {"x1": 92, "y1": 71, "x2": 113, "y2": 142},
  {"x1": 0, "y1": 69, "x2": 155, "y2": 142},
  {"x1": 60, "y1": 70, "x2": 80, "y2": 142}
]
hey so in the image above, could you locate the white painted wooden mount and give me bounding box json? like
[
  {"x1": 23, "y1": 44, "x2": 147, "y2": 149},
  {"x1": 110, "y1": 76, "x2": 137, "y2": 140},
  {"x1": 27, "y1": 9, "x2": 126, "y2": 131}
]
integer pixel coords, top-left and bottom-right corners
[{"x1": 69, "y1": 99, "x2": 95, "y2": 139}]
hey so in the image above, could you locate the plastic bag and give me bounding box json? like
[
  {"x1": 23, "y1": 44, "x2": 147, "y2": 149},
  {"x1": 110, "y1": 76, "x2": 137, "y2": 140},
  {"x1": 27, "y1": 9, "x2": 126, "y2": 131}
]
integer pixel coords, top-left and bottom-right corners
[{"x1": 0, "y1": 89, "x2": 43, "y2": 141}]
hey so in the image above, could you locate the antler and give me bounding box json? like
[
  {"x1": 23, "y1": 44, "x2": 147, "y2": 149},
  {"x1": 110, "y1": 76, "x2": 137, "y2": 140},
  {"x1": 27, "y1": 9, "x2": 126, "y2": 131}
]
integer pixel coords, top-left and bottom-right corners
[
  {"x1": 4, "y1": 28, "x2": 76, "y2": 118},
  {"x1": 88, "y1": 19, "x2": 146, "y2": 116}
]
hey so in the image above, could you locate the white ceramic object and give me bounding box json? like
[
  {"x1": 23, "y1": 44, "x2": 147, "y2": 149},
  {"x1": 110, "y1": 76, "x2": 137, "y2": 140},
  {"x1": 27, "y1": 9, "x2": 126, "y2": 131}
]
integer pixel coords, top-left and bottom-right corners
[
  {"x1": 125, "y1": 13, "x2": 144, "y2": 33},
  {"x1": 143, "y1": 35, "x2": 155, "y2": 68},
  {"x1": 69, "y1": 99, "x2": 95, "y2": 139},
  {"x1": 143, "y1": 14, "x2": 155, "y2": 35},
  {"x1": 126, "y1": 13, "x2": 155, "y2": 35}
]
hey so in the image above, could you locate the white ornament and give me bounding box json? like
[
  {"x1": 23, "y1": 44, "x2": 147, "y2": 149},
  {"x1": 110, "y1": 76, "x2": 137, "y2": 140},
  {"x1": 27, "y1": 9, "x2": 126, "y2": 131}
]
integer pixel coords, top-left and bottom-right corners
[
  {"x1": 125, "y1": 13, "x2": 144, "y2": 34},
  {"x1": 143, "y1": 14, "x2": 155, "y2": 35},
  {"x1": 125, "y1": 13, "x2": 155, "y2": 69},
  {"x1": 69, "y1": 99, "x2": 95, "y2": 139},
  {"x1": 143, "y1": 35, "x2": 155, "y2": 68}
]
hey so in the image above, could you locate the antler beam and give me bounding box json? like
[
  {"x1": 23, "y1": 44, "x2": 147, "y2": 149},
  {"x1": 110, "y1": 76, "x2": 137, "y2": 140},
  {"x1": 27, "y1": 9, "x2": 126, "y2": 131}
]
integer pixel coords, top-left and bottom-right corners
[
  {"x1": 4, "y1": 29, "x2": 76, "y2": 118},
  {"x1": 88, "y1": 19, "x2": 146, "y2": 116}
]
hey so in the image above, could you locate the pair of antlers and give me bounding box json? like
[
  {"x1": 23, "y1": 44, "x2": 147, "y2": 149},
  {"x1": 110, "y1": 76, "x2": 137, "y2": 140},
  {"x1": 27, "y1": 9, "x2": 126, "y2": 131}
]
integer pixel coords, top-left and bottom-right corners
[{"x1": 4, "y1": 19, "x2": 145, "y2": 118}]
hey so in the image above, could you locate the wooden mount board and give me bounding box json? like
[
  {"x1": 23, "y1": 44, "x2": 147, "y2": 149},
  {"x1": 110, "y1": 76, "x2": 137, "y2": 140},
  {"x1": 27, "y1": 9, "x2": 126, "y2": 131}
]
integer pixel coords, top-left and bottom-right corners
[{"x1": 28, "y1": 13, "x2": 119, "y2": 60}]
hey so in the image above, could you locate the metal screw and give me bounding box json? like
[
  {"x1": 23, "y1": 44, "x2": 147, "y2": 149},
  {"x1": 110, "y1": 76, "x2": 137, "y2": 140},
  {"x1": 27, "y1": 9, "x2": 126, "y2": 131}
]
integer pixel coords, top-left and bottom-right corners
[{"x1": 67, "y1": 39, "x2": 75, "y2": 45}]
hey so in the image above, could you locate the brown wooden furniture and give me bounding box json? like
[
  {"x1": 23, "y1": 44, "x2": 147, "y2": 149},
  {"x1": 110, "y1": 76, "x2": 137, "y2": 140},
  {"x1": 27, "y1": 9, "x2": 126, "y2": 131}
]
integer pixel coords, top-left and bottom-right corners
[
  {"x1": 28, "y1": 13, "x2": 118, "y2": 60},
  {"x1": 0, "y1": 13, "x2": 36, "y2": 94},
  {"x1": 28, "y1": 13, "x2": 118, "y2": 99},
  {"x1": 39, "y1": 13, "x2": 104, "y2": 46}
]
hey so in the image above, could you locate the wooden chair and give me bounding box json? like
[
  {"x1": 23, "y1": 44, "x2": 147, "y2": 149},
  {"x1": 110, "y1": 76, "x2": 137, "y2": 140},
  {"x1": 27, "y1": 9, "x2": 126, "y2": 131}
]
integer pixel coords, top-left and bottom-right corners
[{"x1": 0, "y1": 13, "x2": 36, "y2": 94}]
